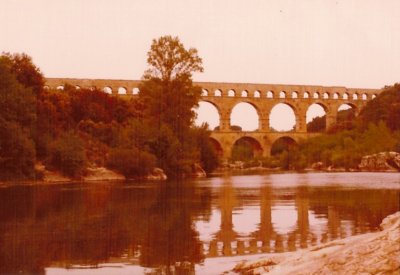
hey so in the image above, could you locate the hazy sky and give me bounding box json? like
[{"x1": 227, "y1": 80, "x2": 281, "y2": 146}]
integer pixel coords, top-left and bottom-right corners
[{"x1": 1, "y1": 0, "x2": 399, "y2": 89}]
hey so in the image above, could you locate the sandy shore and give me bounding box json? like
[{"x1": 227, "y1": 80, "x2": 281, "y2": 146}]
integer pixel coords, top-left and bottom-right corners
[{"x1": 218, "y1": 211, "x2": 400, "y2": 275}]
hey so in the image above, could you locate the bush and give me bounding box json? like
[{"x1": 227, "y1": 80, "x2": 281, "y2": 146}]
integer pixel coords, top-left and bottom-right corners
[
  {"x1": 107, "y1": 147, "x2": 156, "y2": 178},
  {"x1": 48, "y1": 132, "x2": 87, "y2": 177},
  {"x1": 0, "y1": 118, "x2": 36, "y2": 180}
]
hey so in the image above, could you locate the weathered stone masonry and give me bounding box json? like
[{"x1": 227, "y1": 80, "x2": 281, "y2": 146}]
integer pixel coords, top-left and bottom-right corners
[{"x1": 45, "y1": 78, "x2": 381, "y2": 158}]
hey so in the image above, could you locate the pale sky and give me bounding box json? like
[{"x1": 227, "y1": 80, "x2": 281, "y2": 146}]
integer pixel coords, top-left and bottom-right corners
[{"x1": 1, "y1": 0, "x2": 399, "y2": 131}]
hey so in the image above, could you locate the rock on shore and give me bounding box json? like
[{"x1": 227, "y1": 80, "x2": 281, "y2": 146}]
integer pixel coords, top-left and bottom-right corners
[
  {"x1": 232, "y1": 212, "x2": 400, "y2": 275},
  {"x1": 359, "y1": 152, "x2": 400, "y2": 172},
  {"x1": 83, "y1": 167, "x2": 126, "y2": 181}
]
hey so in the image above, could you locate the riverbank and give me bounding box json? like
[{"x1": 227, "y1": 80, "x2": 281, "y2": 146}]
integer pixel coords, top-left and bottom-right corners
[{"x1": 215, "y1": 211, "x2": 400, "y2": 275}]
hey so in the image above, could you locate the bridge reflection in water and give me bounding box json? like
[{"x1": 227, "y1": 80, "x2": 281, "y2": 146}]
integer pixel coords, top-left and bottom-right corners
[
  {"x1": 198, "y1": 179, "x2": 354, "y2": 257},
  {"x1": 0, "y1": 174, "x2": 398, "y2": 274}
]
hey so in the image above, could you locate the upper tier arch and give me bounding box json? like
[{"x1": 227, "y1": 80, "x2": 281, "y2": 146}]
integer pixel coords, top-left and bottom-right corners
[{"x1": 45, "y1": 78, "x2": 382, "y2": 100}]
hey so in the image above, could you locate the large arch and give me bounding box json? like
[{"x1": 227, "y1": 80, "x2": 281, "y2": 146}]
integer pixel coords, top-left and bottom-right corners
[
  {"x1": 194, "y1": 100, "x2": 221, "y2": 130},
  {"x1": 270, "y1": 136, "x2": 298, "y2": 156},
  {"x1": 306, "y1": 103, "x2": 328, "y2": 133},
  {"x1": 209, "y1": 137, "x2": 223, "y2": 157},
  {"x1": 269, "y1": 103, "x2": 297, "y2": 132},
  {"x1": 230, "y1": 102, "x2": 260, "y2": 131},
  {"x1": 231, "y1": 136, "x2": 263, "y2": 160},
  {"x1": 337, "y1": 103, "x2": 358, "y2": 124}
]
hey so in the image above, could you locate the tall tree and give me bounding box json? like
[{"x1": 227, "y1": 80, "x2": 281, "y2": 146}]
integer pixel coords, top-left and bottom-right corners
[
  {"x1": 144, "y1": 35, "x2": 203, "y2": 81},
  {"x1": 139, "y1": 36, "x2": 209, "y2": 177},
  {"x1": 1, "y1": 52, "x2": 44, "y2": 96},
  {"x1": 0, "y1": 55, "x2": 37, "y2": 179}
]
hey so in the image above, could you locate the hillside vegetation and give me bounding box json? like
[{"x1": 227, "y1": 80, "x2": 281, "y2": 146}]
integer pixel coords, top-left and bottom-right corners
[{"x1": 272, "y1": 84, "x2": 400, "y2": 170}]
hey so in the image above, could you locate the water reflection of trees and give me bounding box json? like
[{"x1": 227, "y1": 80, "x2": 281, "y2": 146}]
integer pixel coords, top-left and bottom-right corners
[{"x1": 0, "y1": 182, "x2": 212, "y2": 274}]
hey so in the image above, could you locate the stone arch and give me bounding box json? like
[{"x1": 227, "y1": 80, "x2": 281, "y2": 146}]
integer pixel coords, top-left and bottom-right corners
[
  {"x1": 241, "y1": 90, "x2": 248, "y2": 97},
  {"x1": 103, "y1": 86, "x2": 112, "y2": 94},
  {"x1": 267, "y1": 90, "x2": 274, "y2": 98},
  {"x1": 352, "y1": 93, "x2": 359, "y2": 100},
  {"x1": 313, "y1": 92, "x2": 320, "y2": 99},
  {"x1": 362, "y1": 93, "x2": 367, "y2": 100},
  {"x1": 118, "y1": 87, "x2": 127, "y2": 94},
  {"x1": 215, "y1": 89, "x2": 222, "y2": 97},
  {"x1": 228, "y1": 89, "x2": 236, "y2": 97},
  {"x1": 306, "y1": 102, "x2": 328, "y2": 132},
  {"x1": 323, "y1": 92, "x2": 329, "y2": 99},
  {"x1": 338, "y1": 103, "x2": 358, "y2": 114},
  {"x1": 279, "y1": 91, "x2": 286, "y2": 98},
  {"x1": 195, "y1": 100, "x2": 222, "y2": 130},
  {"x1": 269, "y1": 102, "x2": 297, "y2": 132},
  {"x1": 292, "y1": 91, "x2": 298, "y2": 98},
  {"x1": 230, "y1": 102, "x2": 261, "y2": 131},
  {"x1": 343, "y1": 93, "x2": 349, "y2": 100},
  {"x1": 333, "y1": 92, "x2": 339, "y2": 99},
  {"x1": 201, "y1": 89, "x2": 209, "y2": 96},
  {"x1": 232, "y1": 136, "x2": 263, "y2": 160},
  {"x1": 254, "y1": 90, "x2": 261, "y2": 98},
  {"x1": 270, "y1": 136, "x2": 298, "y2": 156},
  {"x1": 56, "y1": 85, "x2": 64, "y2": 91},
  {"x1": 304, "y1": 91, "x2": 310, "y2": 99},
  {"x1": 43, "y1": 85, "x2": 50, "y2": 90},
  {"x1": 132, "y1": 87, "x2": 140, "y2": 95},
  {"x1": 209, "y1": 137, "x2": 223, "y2": 157},
  {"x1": 337, "y1": 103, "x2": 358, "y2": 123}
]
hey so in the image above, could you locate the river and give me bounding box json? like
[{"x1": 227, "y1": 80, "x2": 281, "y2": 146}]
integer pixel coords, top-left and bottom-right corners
[{"x1": 0, "y1": 172, "x2": 399, "y2": 274}]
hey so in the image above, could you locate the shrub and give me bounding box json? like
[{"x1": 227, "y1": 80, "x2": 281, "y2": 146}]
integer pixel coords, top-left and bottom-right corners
[
  {"x1": 48, "y1": 132, "x2": 87, "y2": 177},
  {"x1": 107, "y1": 147, "x2": 156, "y2": 178},
  {"x1": 0, "y1": 118, "x2": 36, "y2": 180}
]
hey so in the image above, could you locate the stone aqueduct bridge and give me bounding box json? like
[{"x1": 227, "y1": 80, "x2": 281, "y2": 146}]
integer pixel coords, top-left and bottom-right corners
[{"x1": 45, "y1": 78, "x2": 382, "y2": 158}]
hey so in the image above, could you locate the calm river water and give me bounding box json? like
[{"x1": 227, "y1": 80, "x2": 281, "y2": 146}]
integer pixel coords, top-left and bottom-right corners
[{"x1": 0, "y1": 172, "x2": 399, "y2": 274}]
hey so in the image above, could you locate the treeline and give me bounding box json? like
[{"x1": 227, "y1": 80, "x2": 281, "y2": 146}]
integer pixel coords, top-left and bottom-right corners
[
  {"x1": 272, "y1": 84, "x2": 400, "y2": 170},
  {"x1": 0, "y1": 36, "x2": 219, "y2": 181}
]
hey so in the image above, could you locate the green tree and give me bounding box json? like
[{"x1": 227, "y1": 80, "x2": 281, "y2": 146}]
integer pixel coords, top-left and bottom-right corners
[
  {"x1": 192, "y1": 125, "x2": 219, "y2": 173},
  {"x1": 0, "y1": 118, "x2": 36, "y2": 180},
  {"x1": 139, "y1": 36, "x2": 206, "y2": 177},
  {"x1": 359, "y1": 84, "x2": 400, "y2": 131},
  {"x1": 1, "y1": 52, "x2": 44, "y2": 96},
  {"x1": 0, "y1": 55, "x2": 37, "y2": 180},
  {"x1": 144, "y1": 35, "x2": 203, "y2": 81},
  {"x1": 48, "y1": 132, "x2": 87, "y2": 177},
  {"x1": 0, "y1": 56, "x2": 37, "y2": 128}
]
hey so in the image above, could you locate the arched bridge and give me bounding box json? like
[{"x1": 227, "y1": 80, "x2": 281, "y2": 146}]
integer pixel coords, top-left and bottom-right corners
[{"x1": 45, "y1": 78, "x2": 382, "y2": 158}]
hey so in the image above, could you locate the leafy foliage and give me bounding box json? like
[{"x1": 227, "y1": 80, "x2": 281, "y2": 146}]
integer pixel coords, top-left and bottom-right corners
[
  {"x1": 144, "y1": 35, "x2": 203, "y2": 81},
  {"x1": 0, "y1": 55, "x2": 37, "y2": 180},
  {"x1": 232, "y1": 139, "x2": 254, "y2": 161},
  {"x1": 359, "y1": 84, "x2": 400, "y2": 131},
  {"x1": 307, "y1": 115, "x2": 326, "y2": 132},
  {"x1": 47, "y1": 132, "x2": 87, "y2": 177},
  {"x1": 107, "y1": 147, "x2": 156, "y2": 178},
  {"x1": 0, "y1": 118, "x2": 36, "y2": 180},
  {"x1": 138, "y1": 35, "x2": 216, "y2": 178}
]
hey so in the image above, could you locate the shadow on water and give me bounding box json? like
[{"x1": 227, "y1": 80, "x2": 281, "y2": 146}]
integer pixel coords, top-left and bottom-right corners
[{"x1": 0, "y1": 173, "x2": 398, "y2": 274}]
